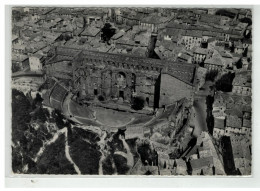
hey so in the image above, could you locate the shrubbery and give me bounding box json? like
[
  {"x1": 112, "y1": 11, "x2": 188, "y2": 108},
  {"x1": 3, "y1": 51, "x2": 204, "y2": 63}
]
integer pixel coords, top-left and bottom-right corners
[
  {"x1": 215, "y1": 72, "x2": 235, "y2": 92},
  {"x1": 101, "y1": 23, "x2": 116, "y2": 44},
  {"x1": 98, "y1": 95, "x2": 105, "y2": 101},
  {"x1": 131, "y1": 96, "x2": 145, "y2": 110},
  {"x1": 205, "y1": 70, "x2": 218, "y2": 82}
]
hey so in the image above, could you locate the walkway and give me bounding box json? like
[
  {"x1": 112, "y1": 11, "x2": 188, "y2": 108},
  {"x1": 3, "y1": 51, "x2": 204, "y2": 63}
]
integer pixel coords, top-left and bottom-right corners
[
  {"x1": 114, "y1": 135, "x2": 134, "y2": 167},
  {"x1": 192, "y1": 81, "x2": 213, "y2": 137},
  {"x1": 33, "y1": 127, "x2": 81, "y2": 175}
]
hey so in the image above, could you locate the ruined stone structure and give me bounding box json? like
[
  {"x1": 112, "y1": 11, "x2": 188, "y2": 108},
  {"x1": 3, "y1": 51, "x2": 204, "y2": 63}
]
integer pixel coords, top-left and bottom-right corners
[{"x1": 45, "y1": 46, "x2": 196, "y2": 109}]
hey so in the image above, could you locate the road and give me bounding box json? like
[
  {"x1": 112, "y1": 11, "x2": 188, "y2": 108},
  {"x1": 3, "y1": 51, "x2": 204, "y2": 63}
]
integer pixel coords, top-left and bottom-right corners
[
  {"x1": 193, "y1": 98, "x2": 208, "y2": 137},
  {"x1": 192, "y1": 81, "x2": 214, "y2": 137}
]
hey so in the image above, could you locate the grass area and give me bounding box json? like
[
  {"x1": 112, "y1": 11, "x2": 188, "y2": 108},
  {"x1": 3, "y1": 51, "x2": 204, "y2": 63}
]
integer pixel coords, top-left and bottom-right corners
[
  {"x1": 130, "y1": 115, "x2": 153, "y2": 125},
  {"x1": 94, "y1": 107, "x2": 134, "y2": 127},
  {"x1": 74, "y1": 117, "x2": 101, "y2": 126},
  {"x1": 69, "y1": 100, "x2": 94, "y2": 119}
]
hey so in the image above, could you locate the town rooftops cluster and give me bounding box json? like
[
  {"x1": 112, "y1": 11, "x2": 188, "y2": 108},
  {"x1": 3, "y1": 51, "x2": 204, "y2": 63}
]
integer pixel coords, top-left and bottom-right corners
[{"x1": 166, "y1": 22, "x2": 244, "y2": 37}]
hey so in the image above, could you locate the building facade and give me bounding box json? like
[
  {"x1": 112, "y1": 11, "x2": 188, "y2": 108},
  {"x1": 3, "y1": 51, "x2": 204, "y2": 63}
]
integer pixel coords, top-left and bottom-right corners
[{"x1": 45, "y1": 46, "x2": 196, "y2": 109}]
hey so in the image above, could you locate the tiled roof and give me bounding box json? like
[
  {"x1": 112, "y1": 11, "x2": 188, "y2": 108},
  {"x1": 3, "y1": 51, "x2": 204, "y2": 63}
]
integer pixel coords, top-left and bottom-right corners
[
  {"x1": 190, "y1": 156, "x2": 214, "y2": 170},
  {"x1": 131, "y1": 47, "x2": 147, "y2": 57},
  {"x1": 81, "y1": 26, "x2": 100, "y2": 37},
  {"x1": 141, "y1": 14, "x2": 171, "y2": 24},
  {"x1": 230, "y1": 133, "x2": 251, "y2": 160},
  {"x1": 12, "y1": 34, "x2": 19, "y2": 41},
  {"x1": 134, "y1": 31, "x2": 151, "y2": 46},
  {"x1": 12, "y1": 53, "x2": 28, "y2": 62},
  {"x1": 234, "y1": 41, "x2": 244, "y2": 49},
  {"x1": 13, "y1": 43, "x2": 26, "y2": 50},
  {"x1": 226, "y1": 115, "x2": 242, "y2": 128},
  {"x1": 243, "y1": 118, "x2": 251, "y2": 128},
  {"x1": 214, "y1": 117, "x2": 225, "y2": 129},
  {"x1": 205, "y1": 56, "x2": 224, "y2": 66},
  {"x1": 177, "y1": 53, "x2": 192, "y2": 61},
  {"x1": 175, "y1": 159, "x2": 187, "y2": 167},
  {"x1": 111, "y1": 30, "x2": 125, "y2": 40},
  {"x1": 243, "y1": 38, "x2": 252, "y2": 45},
  {"x1": 200, "y1": 14, "x2": 221, "y2": 25},
  {"x1": 202, "y1": 30, "x2": 217, "y2": 37},
  {"x1": 232, "y1": 71, "x2": 252, "y2": 87},
  {"x1": 193, "y1": 47, "x2": 209, "y2": 55},
  {"x1": 225, "y1": 108, "x2": 243, "y2": 118},
  {"x1": 164, "y1": 28, "x2": 184, "y2": 37},
  {"x1": 184, "y1": 30, "x2": 203, "y2": 38}
]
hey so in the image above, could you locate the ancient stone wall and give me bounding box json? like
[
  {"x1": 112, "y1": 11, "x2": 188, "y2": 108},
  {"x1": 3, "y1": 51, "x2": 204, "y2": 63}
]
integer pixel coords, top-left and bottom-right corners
[
  {"x1": 159, "y1": 73, "x2": 193, "y2": 107},
  {"x1": 46, "y1": 47, "x2": 196, "y2": 108}
]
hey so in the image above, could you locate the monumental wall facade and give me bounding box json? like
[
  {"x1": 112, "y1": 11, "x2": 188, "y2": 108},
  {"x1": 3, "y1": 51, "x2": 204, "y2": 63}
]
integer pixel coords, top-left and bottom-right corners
[{"x1": 45, "y1": 46, "x2": 196, "y2": 109}]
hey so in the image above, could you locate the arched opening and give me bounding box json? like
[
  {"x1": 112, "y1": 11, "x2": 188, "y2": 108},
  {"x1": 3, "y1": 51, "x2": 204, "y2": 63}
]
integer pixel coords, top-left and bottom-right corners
[
  {"x1": 119, "y1": 90, "x2": 124, "y2": 99},
  {"x1": 117, "y1": 72, "x2": 126, "y2": 100},
  {"x1": 117, "y1": 72, "x2": 126, "y2": 88},
  {"x1": 146, "y1": 97, "x2": 149, "y2": 106},
  {"x1": 94, "y1": 88, "x2": 98, "y2": 95},
  {"x1": 131, "y1": 73, "x2": 136, "y2": 92},
  {"x1": 162, "y1": 105, "x2": 165, "y2": 110}
]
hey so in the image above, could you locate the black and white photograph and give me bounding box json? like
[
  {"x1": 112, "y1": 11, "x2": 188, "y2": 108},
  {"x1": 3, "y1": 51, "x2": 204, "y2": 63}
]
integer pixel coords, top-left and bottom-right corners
[{"x1": 9, "y1": 6, "x2": 253, "y2": 177}]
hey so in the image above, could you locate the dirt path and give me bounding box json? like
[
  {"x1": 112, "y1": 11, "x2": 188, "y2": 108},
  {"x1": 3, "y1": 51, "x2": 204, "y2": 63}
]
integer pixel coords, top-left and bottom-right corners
[
  {"x1": 114, "y1": 135, "x2": 134, "y2": 167},
  {"x1": 33, "y1": 127, "x2": 82, "y2": 174},
  {"x1": 33, "y1": 128, "x2": 67, "y2": 162},
  {"x1": 64, "y1": 128, "x2": 81, "y2": 175},
  {"x1": 98, "y1": 131, "x2": 107, "y2": 175},
  {"x1": 193, "y1": 98, "x2": 208, "y2": 137}
]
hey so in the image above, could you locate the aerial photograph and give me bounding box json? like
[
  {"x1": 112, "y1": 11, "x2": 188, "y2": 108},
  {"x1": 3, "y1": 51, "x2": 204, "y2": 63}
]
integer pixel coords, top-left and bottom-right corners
[{"x1": 10, "y1": 7, "x2": 252, "y2": 175}]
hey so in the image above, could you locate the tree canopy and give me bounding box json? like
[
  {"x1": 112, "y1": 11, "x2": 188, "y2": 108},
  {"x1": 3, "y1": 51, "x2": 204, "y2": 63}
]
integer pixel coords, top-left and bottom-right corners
[
  {"x1": 131, "y1": 96, "x2": 145, "y2": 110},
  {"x1": 215, "y1": 72, "x2": 235, "y2": 92},
  {"x1": 101, "y1": 23, "x2": 116, "y2": 43}
]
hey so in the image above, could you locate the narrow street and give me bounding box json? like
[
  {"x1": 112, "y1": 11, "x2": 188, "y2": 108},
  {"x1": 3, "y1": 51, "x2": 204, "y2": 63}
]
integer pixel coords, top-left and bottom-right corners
[
  {"x1": 192, "y1": 81, "x2": 214, "y2": 137},
  {"x1": 148, "y1": 34, "x2": 159, "y2": 59},
  {"x1": 193, "y1": 98, "x2": 208, "y2": 137}
]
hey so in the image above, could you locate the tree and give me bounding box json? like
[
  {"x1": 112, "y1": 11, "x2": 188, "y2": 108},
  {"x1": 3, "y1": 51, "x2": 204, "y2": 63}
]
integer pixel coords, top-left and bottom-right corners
[
  {"x1": 239, "y1": 17, "x2": 252, "y2": 26},
  {"x1": 131, "y1": 96, "x2": 145, "y2": 110},
  {"x1": 32, "y1": 93, "x2": 43, "y2": 109},
  {"x1": 98, "y1": 95, "x2": 105, "y2": 101},
  {"x1": 31, "y1": 107, "x2": 50, "y2": 123},
  {"x1": 215, "y1": 72, "x2": 235, "y2": 92},
  {"x1": 12, "y1": 89, "x2": 32, "y2": 141},
  {"x1": 215, "y1": 9, "x2": 236, "y2": 18},
  {"x1": 101, "y1": 23, "x2": 116, "y2": 44},
  {"x1": 12, "y1": 89, "x2": 33, "y2": 173},
  {"x1": 205, "y1": 70, "x2": 218, "y2": 82},
  {"x1": 51, "y1": 109, "x2": 67, "y2": 129}
]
